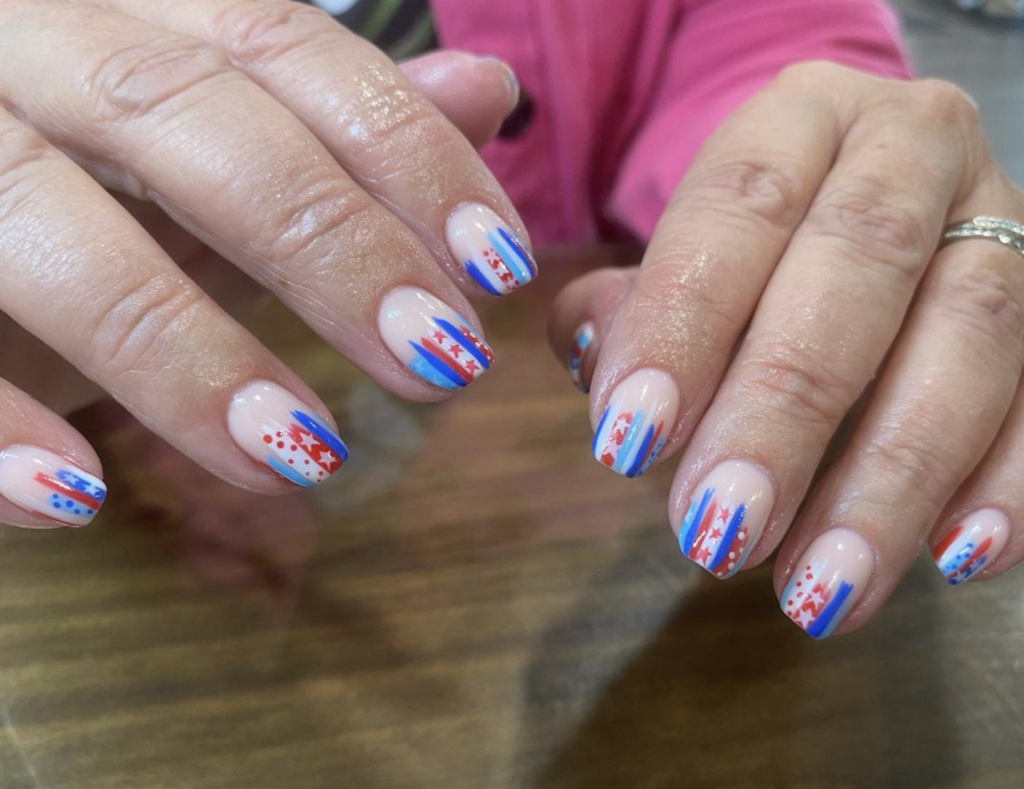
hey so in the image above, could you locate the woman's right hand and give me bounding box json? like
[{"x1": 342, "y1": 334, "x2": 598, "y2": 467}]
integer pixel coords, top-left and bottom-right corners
[{"x1": 0, "y1": 0, "x2": 535, "y2": 530}]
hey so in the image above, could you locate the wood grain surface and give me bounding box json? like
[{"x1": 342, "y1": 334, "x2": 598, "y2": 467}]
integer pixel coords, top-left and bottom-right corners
[{"x1": 1, "y1": 245, "x2": 1023, "y2": 789}]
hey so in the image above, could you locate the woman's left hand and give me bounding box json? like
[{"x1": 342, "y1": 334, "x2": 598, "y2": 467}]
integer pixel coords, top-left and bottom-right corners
[{"x1": 550, "y1": 62, "x2": 1024, "y2": 638}]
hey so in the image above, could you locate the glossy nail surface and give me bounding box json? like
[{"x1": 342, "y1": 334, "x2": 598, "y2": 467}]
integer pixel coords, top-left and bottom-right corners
[
  {"x1": 0, "y1": 446, "x2": 106, "y2": 527},
  {"x1": 932, "y1": 508, "x2": 1009, "y2": 585},
  {"x1": 568, "y1": 322, "x2": 595, "y2": 393},
  {"x1": 781, "y1": 528, "x2": 874, "y2": 639},
  {"x1": 379, "y1": 286, "x2": 494, "y2": 390},
  {"x1": 679, "y1": 459, "x2": 775, "y2": 579},
  {"x1": 592, "y1": 369, "x2": 679, "y2": 478},
  {"x1": 228, "y1": 381, "x2": 348, "y2": 488},
  {"x1": 447, "y1": 203, "x2": 537, "y2": 296}
]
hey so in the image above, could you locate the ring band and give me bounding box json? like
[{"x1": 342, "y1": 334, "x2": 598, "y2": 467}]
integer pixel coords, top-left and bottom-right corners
[{"x1": 942, "y1": 216, "x2": 1024, "y2": 260}]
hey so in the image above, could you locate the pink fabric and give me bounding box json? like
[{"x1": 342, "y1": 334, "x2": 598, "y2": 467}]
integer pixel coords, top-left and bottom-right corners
[{"x1": 431, "y1": 0, "x2": 912, "y2": 245}]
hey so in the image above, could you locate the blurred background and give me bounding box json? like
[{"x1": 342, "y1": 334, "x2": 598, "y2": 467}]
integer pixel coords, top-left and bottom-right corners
[{"x1": 1, "y1": 2, "x2": 1023, "y2": 788}]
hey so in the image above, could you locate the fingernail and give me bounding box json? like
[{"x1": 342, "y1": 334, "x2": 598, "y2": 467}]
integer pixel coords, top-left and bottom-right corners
[
  {"x1": 480, "y1": 56, "x2": 521, "y2": 116},
  {"x1": 447, "y1": 203, "x2": 538, "y2": 297},
  {"x1": 0, "y1": 446, "x2": 106, "y2": 528},
  {"x1": 568, "y1": 321, "x2": 595, "y2": 393},
  {"x1": 592, "y1": 368, "x2": 679, "y2": 478},
  {"x1": 781, "y1": 528, "x2": 874, "y2": 639},
  {"x1": 228, "y1": 381, "x2": 349, "y2": 488},
  {"x1": 932, "y1": 508, "x2": 1010, "y2": 585},
  {"x1": 379, "y1": 286, "x2": 495, "y2": 390},
  {"x1": 678, "y1": 459, "x2": 775, "y2": 579}
]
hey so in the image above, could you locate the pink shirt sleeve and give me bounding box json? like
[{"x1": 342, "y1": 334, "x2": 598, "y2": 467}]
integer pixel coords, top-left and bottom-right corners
[
  {"x1": 432, "y1": 0, "x2": 912, "y2": 245},
  {"x1": 607, "y1": 0, "x2": 913, "y2": 241}
]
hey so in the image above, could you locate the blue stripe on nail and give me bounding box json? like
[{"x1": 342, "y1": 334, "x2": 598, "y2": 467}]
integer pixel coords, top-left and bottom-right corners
[
  {"x1": 466, "y1": 260, "x2": 503, "y2": 295},
  {"x1": 625, "y1": 425, "x2": 656, "y2": 478},
  {"x1": 592, "y1": 407, "x2": 611, "y2": 456},
  {"x1": 808, "y1": 581, "x2": 854, "y2": 639},
  {"x1": 435, "y1": 318, "x2": 491, "y2": 369},
  {"x1": 291, "y1": 411, "x2": 349, "y2": 462},
  {"x1": 681, "y1": 487, "x2": 714, "y2": 553},
  {"x1": 267, "y1": 455, "x2": 316, "y2": 488},
  {"x1": 410, "y1": 342, "x2": 466, "y2": 388}
]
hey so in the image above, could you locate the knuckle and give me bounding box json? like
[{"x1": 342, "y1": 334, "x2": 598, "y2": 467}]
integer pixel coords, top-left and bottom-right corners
[
  {"x1": 914, "y1": 79, "x2": 981, "y2": 130},
  {"x1": 740, "y1": 345, "x2": 856, "y2": 428},
  {"x1": 0, "y1": 126, "x2": 60, "y2": 217},
  {"x1": 86, "y1": 275, "x2": 204, "y2": 379},
  {"x1": 678, "y1": 157, "x2": 807, "y2": 232},
  {"x1": 213, "y1": 0, "x2": 337, "y2": 66},
  {"x1": 84, "y1": 34, "x2": 235, "y2": 126},
  {"x1": 257, "y1": 170, "x2": 378, "y2": 271},
  {"x1": 929, "y1": 258, "x2": 1024, "y2": 352},
  {"x1": 807, "y1": 179, "x2": 929, "y2": 283},
  {"x1": 863, "y1": 414, "x2": 955, "y2": 503}
]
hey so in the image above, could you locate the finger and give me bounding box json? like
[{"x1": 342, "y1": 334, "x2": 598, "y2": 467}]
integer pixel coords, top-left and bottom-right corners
[
  {"x1": 588, "y1": 64, "x2": 846, "y2": 478},
  {"x1": 548, "y1": 268, "x2": 636, "y2": 393},
  {"x1": 0, "y1": 3, "x2": 495, "y2": 400},
  {"x1": 671, "y1": 77, "x2": 976, "y2": 580},
  {"x1": 399, "y1": 51, "x2": 519, "y2": 149},
  {"x1": 0, "y1": 380, "x2": 106, "y2": 529},
  {"x1": 775, "y1": 170, "x2": 1024, "y2": 637},
  {"x1": 0, "y1": 107, "x2": 348, "y2": 494},
  {"x1": 928, "y1": 231, "x2": 1024, "y2": 585},
  {"x1": 87, "y1": 0, "x2": 538, "y2": 296}
]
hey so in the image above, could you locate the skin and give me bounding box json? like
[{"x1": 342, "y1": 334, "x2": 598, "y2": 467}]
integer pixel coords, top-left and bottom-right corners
[
  {"x1": 550, "y1": 61, "x2": 1024, "y2": 635},
  {"x1": 0, "y1": 0, "x2": 521, "y2": 529}
]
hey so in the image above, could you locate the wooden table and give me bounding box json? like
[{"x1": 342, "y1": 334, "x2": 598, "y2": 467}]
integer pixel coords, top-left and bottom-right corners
[{"x1": 2, "y1": 248, "x2": 1023, "y2": 789}]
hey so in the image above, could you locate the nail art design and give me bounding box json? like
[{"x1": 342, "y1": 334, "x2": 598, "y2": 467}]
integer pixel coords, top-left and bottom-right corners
[
  {"x1": 447, "y1": 203, "x2": 538, "y2": 296},
  {"x1": 932, "y1": 508, "x2": 1009, "y2": 585},
  {"x1": 781, "y1": 528, "x2": 874, "y2": 639},
  {"x1": 0, "y1": 446, "x2": 106, "y2": 527},
  {"x1": 229, "y1": 381, "x2": 348, "y2": 488},
  {"x1": 379, "y1": 286, "x2": 494, "y2": 390},
  {"x1": 678, "y1": 460, "x2": 775, "y2": 579},
  {"x1": 592, "y1": 369, "x2": 679, "y2": 478},
  {"x1": 568, "y1": 322, "x2": 595, "y2": 393}
]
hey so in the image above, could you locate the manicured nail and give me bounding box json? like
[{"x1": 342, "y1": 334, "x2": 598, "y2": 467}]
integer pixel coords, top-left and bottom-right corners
[
  {"x1": 379, "y1": 286, "x2": 494, "y2": 390},
  {"x1": 678, "y1": 459, "x2": 775, "y2": 579},
  {"x1": 781, "y1": 528, "x2": 874, "y2": 639},
  {"x1": 228, "y1": 381, "x2": 348, "y2": 488},
  {"x1": 480, "y1": 56, "x2": 521, "y2": 116},
  {"x1": 568, "y1": 321, "x2": 595, "y2": 393},
  {"x1": 592, "y1": 368, "x2": 679, "y2": 478},
  {"x1": 932, "y1": 508, "x2": 1009, "y2": 585},
  {"x1": 447, "y1": 203, "x2": 538, "y2": 296},
  {"x1": 0, "y1": 446, "x2": 106, "y2": 528}
]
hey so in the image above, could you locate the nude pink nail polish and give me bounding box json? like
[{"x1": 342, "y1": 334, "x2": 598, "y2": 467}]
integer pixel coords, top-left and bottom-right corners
[
  {"x1": 0, "y1": 446, "x2": 106, "y2": 528},
  {"x1": 592, "y1": 369, "x2": 679, "y2": 478},
  {"x1": 781, "y1": 528, "x2": 875, "y2": 639},
  {"x1": 678, "y1": 459, "x2": 775, "y2": 579},
  {"x1": 932, "y1": 508, "x2": 1009, "y2": 585},
  {"x1": 228, "y1": 381, "x2": 348, "y2": 488}
]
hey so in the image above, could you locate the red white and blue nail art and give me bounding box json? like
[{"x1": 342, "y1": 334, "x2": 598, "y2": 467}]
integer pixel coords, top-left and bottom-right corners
[
  {"x1": 781, "y1": 528, "x2": 874, "y2": 640},
  {"x1": 568, "y1": 322, "x2": 595, "y2": 393},
  {"x1": 379, "y1": 287, "x2": 495, "y2": 390},
  {"x1": 931, "y1": 509, "x2": 1009, "y2": 585},
  {"x1": 228, "y1": 381, "x2": 349, "y2": 489},
  {"x1": 447, "y1": 204, "x2": 538, "y2": 296},
  {"x1": 259, "y1": 410, "x2": 349, "y2": 488},
  {"x1": 678, "y1": 460, "x2": 774, "y2": 579},
  {"x1": 592, "y1": 369, "x2": 678, "y2": 479},
  {"x1": 0, "y1": 446, "x2": 107, "y2": 528}
]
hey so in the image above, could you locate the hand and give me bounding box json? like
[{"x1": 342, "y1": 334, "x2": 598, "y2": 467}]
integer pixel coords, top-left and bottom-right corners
[
  {"x1": 0, "y1": 0, "x2": 535, "y2": 530},
  {"x1": 551, "y1": 61, "x2": 1024, "y2": 638}
]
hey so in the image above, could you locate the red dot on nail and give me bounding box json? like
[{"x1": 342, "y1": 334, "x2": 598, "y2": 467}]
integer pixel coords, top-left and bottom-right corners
[
  {"x1": 288, "y1": 459, "x2": 294, "y2": 464},
  {"x1": 797, "y1": 592, "x2": 804, "y2": 598},
  {"x1": 304, "y1": 460, "x2": 310, "y2": 465},
  {"x1": 806, "y1": 573, "x2": 813, "y2": 580},
  {"x1": 806, "y1": 565, "x2": 812, "y2": 570},
  {"x1": 290, "y1": 445, "x2": 297, "y2": 451},
  {"x1": 262, "y1": 435, "x2": 271, "y2": 444},
  {"x1": 277, "y1": 441, "x2": 284, "y2": 448},
  {"x1": 276, "y1": 432, "x2": 283, "y2": 438},
  {"x1": 796, "y1": 581, "x2": 802, "y2": 587},
  {"x1": 787, "y1": 600, "x2": 793, "y2": 606}
]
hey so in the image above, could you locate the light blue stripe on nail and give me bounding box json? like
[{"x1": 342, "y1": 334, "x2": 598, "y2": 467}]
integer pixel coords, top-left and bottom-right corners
[
  {"x1": 267, "y1": 455, "x2": 315, "y2": 488},
  {"x1": 613, "y1": 409, "x2": 645, "y2": 473},
  {"x1": 488, "y1": 230, "x2": 531, "y2": 285}
]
